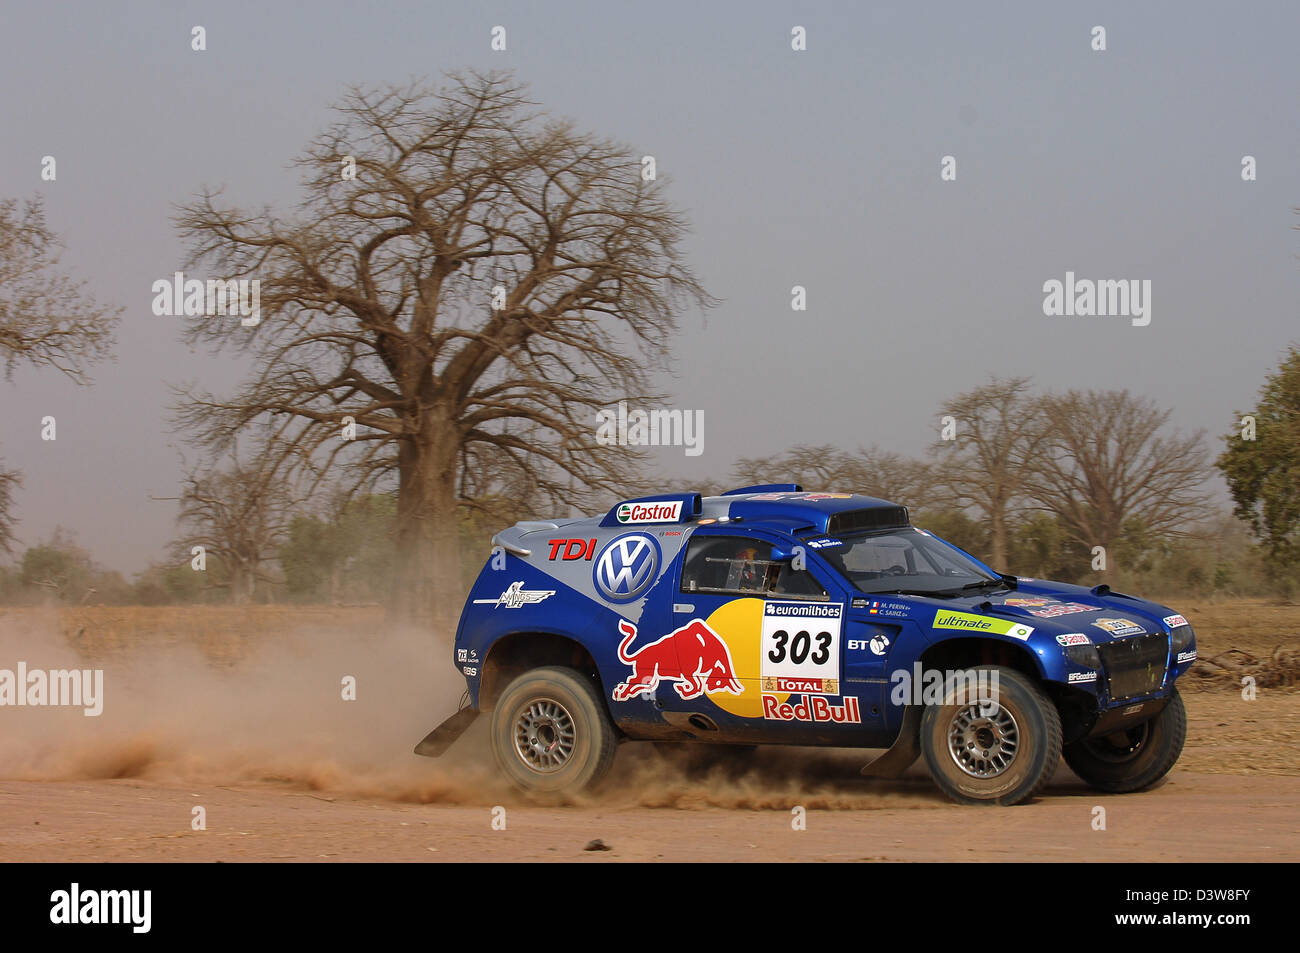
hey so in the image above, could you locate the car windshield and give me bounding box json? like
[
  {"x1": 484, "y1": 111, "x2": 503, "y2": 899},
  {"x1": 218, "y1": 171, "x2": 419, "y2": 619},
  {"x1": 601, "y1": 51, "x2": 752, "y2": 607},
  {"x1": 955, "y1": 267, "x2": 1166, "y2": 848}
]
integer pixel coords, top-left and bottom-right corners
[{"x1": 814, "y1": 527, "x2": 1002, "y2": 596}]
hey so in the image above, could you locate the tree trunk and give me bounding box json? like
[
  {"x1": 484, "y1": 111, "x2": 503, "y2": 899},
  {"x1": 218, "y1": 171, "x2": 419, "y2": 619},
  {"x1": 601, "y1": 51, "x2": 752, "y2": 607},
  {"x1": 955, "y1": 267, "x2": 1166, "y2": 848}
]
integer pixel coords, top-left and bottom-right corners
[
  {"x1": 989, "y1": 507, "x2": 1007, "y2": 570},
  {"x1": 391, "y1": 409, "x2": 462, "y2": 639},
  {"x1": 230, "y1": 564, "x2": 254, "y2": 605}
]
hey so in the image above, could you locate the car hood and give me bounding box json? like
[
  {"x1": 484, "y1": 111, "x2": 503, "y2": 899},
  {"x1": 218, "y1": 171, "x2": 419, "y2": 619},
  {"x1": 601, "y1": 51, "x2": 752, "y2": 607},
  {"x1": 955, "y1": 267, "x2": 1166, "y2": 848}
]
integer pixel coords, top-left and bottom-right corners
[{"x1": 861, "y1": 580, "x2": 1179, "y2": 643}]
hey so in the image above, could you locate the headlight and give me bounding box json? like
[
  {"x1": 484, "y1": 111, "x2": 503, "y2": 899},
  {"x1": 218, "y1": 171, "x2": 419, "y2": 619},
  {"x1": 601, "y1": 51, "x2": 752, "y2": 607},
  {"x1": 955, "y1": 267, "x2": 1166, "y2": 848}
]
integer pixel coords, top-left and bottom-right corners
[
  {"x1": 1066, "y1": 643, "x2": 1101, "y2": 668},
  {"x1": 1171, "y1": 625, "x2": 1195, "y2": 653}
]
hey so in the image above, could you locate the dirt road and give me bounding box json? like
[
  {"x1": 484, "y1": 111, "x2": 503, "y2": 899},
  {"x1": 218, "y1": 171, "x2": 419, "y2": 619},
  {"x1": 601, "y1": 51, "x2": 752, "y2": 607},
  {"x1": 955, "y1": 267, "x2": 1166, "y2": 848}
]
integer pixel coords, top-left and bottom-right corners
[
  {"x1": 3, "y1": 754, "x2": 1297, "y2": 862},
  {"x1": 1, "y1": 606, "x2": 1296, "y2": 862}
]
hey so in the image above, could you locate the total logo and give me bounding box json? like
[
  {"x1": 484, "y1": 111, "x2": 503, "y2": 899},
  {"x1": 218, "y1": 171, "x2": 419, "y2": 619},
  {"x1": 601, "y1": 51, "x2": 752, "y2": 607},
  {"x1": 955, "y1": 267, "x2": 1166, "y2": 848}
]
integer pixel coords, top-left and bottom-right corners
[
  {"x1": 616, "y1": 501, "x2": 682, "y2": 524},
  {"x1": 593, "y1": 533, "x2": 661, "y2": 602}
]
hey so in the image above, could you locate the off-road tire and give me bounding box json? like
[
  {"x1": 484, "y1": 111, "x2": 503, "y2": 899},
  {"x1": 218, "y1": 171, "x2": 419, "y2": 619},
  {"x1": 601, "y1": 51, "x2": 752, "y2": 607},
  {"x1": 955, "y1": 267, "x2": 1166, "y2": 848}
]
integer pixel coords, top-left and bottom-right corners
[
  {"x1": 1063, "y1": 688, "x2": 1186, "y2": 794},
  {"x1": 490, "y1": 666, "x2": 618, "y2": 794},
  {"x1": 920, "y1": 665, "x2": 1062, "y2": 806}
]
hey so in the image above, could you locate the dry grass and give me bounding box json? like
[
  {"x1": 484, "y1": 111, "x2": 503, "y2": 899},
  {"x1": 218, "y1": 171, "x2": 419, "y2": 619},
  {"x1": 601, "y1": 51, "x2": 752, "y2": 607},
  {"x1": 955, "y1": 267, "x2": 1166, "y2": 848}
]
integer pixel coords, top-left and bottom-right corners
[
  {"x1": 0, "y1": 605, "x2": 383, "y2": 666},
  {"x1": 1172, "y1": 599, "x2": 1300, "y2": 692}
]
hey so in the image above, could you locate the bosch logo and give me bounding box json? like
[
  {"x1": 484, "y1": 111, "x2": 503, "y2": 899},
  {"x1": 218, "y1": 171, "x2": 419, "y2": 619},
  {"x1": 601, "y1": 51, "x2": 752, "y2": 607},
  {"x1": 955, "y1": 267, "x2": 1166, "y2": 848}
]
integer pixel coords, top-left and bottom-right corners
[{"x1": 593, "y1": 533, "x2": 661, "y2": 602}]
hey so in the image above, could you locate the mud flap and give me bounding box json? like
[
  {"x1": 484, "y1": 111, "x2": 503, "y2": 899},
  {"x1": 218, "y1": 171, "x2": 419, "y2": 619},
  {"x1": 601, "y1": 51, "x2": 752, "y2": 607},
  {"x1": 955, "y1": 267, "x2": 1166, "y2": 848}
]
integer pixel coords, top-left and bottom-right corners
[
  {"x1": 413, "y1": 708, "x2": 479, "y2": 758},
  {"x1": 860, "y1": 705, "x2": 923, "y2": 779}
]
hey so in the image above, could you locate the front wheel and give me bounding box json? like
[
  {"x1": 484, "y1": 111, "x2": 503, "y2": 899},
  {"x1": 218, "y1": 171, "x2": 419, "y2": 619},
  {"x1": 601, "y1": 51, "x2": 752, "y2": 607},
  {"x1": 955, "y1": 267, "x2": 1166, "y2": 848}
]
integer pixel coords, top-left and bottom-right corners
[
  {"x1": 489, "y1": 666, "x2": 618, "y2": 794},
  {"x1": 1063, "y1": 689, "x2": 1186, "y2": 793},
  {"x1": 920, "y1": 665, "x2": 1062, "y2": 806}
]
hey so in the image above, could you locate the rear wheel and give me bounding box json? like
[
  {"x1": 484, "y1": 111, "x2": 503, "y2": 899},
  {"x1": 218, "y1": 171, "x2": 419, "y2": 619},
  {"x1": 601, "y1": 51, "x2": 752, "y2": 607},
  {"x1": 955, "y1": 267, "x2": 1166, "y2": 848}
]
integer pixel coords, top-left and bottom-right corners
[
  {"x1": 490, "y1": 666, "x2": 618, "y2": 794},
  {"x1": 920, "y1": 665, "x2": 1062, "y2": 806},
  {"x1": 1063, "y1": 689, "x2": 1186, "y2": 793}
]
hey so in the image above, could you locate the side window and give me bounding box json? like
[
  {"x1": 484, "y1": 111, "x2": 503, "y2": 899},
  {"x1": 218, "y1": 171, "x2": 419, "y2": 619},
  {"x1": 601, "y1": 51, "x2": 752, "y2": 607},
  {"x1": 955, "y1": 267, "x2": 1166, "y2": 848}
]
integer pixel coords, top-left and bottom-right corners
[
  {"x1": 772, "y1": 561, "x2": 827, "y2": 599},
  {"x1": 681, "y1": 537, "x2": 773, "y2": 593},
  {"x1": 681, "y1": 536, "x2": 827, "y2": 599}
]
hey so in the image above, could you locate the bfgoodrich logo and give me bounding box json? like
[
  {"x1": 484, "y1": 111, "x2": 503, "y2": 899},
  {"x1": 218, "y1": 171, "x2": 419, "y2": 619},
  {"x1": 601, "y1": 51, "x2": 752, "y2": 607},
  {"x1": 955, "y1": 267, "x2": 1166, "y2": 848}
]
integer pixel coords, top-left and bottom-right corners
[
  {"x1": 1042, "y1": 271, "x2": 1151, "y2": 327},
  {"x1": 50, "y1": 883, "x2": 151, "y2": 933}
]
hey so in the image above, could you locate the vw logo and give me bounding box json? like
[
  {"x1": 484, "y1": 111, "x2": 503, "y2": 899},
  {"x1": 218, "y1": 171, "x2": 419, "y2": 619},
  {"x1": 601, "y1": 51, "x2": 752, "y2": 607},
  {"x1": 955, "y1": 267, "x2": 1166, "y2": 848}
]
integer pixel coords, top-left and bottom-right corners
[{"x1": 593, "y1": 533, "x2": 661, "y2": 602}]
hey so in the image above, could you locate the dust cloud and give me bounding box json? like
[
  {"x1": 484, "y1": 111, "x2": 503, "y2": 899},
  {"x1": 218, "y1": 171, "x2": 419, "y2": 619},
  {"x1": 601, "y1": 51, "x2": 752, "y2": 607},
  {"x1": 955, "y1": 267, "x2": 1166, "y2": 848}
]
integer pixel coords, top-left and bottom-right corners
[{"x1": 0, "y1": 614, "x2": 933, "y2": 811}]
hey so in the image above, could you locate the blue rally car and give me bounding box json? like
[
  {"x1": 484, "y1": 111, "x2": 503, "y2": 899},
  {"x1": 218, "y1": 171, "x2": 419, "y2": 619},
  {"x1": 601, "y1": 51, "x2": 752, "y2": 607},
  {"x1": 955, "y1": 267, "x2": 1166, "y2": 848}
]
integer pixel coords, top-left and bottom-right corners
[{"x1": 415, "y1": 486, "x2": 1194, "y2": 805}]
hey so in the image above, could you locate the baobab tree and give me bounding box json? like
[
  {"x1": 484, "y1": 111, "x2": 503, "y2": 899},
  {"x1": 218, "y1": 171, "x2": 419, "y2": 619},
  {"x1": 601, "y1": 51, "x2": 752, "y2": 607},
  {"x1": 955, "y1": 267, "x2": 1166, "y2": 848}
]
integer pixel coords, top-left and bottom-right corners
[
  {"x1": 173, "y1": 71, "x2": 710, "y2": 629},
  {"x1": 1024, "y1": 389, "x2": 1211, "y2": 577},
  {"x1": 0, "y1": 196, "x2": 121, "y2": 551},
  {"x1": 930, "y1": 377, "x2": 1046, "y2": 569},
  {"x1": 169, "y1": 455, "x2": 295, "y2": 605},
  {"x1": 732, "y1": 444, "x2": 933, "y2": 508}
]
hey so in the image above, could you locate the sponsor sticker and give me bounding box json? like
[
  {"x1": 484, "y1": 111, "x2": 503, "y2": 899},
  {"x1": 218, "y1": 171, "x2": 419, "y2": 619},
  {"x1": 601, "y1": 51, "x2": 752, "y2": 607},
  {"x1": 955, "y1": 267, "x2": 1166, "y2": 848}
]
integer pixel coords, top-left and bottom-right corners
[
  {"x1": 593, "y1": 533, "x2": 661, "y2": 602},
  {"x1": 472, "y1": 581, "x2": 555, "y2": 609},
  {"x1": 547, "y1": 538, "x2": 596, "y2": 561},
  {"x1": 933, "y1": 610, "x2": 1034, "y2": 641},
  {"x1": 617, "y1": 500, "x2": 683, "y2": 524},
  {"x1": 1004, "y1": 596, "x2": 1054, "y2": 607},
  {"x1": 867, "y1": 599, "x2": 910, "y2": 618},
  {"x1": 612, "y1": 618, "x2": 742, "y2": 701},
  {"x1": 761, "y1": 601, "x2": 843, "y2": 686},
  {"x1": 1091, "y1": 617, "x2": 1145, "y2": 637},
  {"x1": 1177, "y1": 650, "x2": 1197, "y2": 664},
  {"x1": 805, "y1": 537, "x2": 843, "y2": 550},
  {"x1": 1163, "y1": 613, "x2": 1189, "y2": 629},
  {"x1": 1056, "y1": 633, "x2": 1091, "y2": 646},
  {"x1": 761, "y1": 676, "x2": 839, "y2": 694},
  {"x1": 1026, "y1": 602, "x2": 1099, "y2": 618},
  {"x1": 762, "y1": 693, "x2": 861, "y2": 723},
  {"x1": 1067, "y1": 671, "x2": 1097, "y2": 683}
]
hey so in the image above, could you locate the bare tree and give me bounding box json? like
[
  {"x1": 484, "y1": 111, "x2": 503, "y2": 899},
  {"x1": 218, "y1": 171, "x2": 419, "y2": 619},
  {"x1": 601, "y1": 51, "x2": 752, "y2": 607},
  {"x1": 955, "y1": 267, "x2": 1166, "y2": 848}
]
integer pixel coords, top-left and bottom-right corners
[
  {"x1": 733, "y1": 444, "x2": 932, "y2": 508},
  {"x1": 0, "y1": 197, "x2": 121, "y2": 551},
  {"x1": 173, "y1": 71, "x2": 710, "y2": 629},
  {"x1": 0, "y1": 466, "x2": 18, "y2": 555},
  {"x1": 1024, "y1": 389, "x2": 1212, "y2": 578},
  {"x1": 167, "y1": 455, "x2": 295, "y2": 605},
  {"x1": 930, "y1": 377, "x2": 1046, "y2": 568}
]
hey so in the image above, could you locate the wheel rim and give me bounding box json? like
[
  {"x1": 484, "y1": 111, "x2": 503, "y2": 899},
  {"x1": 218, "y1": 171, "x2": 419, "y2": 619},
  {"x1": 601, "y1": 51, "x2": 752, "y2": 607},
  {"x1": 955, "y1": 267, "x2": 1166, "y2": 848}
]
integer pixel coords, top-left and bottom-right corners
[
  {"x1": 947, "y1": 701, "x2": 1020, "y2": 779},
  {"x1": 1082, "y1": 723, "x2": 1150, "y2": 763},
  {"x1": 512, "y1": 697, "x2": 577, "y2": 774}
]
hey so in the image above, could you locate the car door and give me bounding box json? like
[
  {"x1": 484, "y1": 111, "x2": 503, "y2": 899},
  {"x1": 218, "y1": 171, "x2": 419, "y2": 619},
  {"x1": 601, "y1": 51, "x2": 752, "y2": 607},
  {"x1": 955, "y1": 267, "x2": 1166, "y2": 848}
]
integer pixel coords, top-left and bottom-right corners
[{"x1": 656, "y1": 530, "x2": 871, "y2": 743}]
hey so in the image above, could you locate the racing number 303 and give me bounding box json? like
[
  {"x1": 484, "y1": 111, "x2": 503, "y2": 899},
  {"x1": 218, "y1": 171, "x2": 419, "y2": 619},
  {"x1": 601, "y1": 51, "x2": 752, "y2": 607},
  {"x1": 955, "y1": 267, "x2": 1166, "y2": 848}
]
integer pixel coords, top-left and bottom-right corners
[{"x1": 767, "y1": 630, "x2": 832, "y2": 666}]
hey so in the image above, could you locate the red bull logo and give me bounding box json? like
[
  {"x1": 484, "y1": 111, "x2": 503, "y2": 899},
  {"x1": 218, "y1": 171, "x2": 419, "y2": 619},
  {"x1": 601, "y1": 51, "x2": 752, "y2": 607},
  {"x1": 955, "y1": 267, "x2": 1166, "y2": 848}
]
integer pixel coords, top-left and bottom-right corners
[
  {"x1": 761, "y1": 694, "x2": 861, "y2": 723},
  {"x1": 611, "y1": 618, "x2": 743, "y2": 701}
]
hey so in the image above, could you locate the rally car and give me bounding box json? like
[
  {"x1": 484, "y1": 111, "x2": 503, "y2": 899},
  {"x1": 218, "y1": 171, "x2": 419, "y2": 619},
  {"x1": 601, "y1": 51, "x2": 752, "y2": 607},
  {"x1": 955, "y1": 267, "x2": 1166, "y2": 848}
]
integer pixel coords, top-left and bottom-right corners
[{"x1": 415, "y1": 486, "x2": 1193, "y2": 805}]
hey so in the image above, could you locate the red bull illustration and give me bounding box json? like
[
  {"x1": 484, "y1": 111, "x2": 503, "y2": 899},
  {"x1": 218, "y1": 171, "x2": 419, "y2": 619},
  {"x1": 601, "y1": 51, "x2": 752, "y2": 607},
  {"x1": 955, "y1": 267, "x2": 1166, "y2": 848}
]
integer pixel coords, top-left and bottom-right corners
[{"x1": 611, "y1": 618, "x2": 744, "y2": 701}]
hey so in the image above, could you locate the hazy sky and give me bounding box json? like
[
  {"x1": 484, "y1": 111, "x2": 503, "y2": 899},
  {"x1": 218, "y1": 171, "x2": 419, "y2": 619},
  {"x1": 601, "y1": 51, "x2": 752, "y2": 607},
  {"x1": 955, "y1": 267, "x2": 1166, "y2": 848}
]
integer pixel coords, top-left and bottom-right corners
[{"x1": 1, "y1": 1, "x2": 1297, "y2": 573}]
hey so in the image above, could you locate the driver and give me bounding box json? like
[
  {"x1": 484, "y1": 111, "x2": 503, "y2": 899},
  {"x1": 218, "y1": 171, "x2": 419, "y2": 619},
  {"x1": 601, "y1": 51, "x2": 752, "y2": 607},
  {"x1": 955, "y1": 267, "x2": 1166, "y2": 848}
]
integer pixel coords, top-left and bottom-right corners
[{"x1": 731, "y1": 545, "x2": 774, "y2": 591}]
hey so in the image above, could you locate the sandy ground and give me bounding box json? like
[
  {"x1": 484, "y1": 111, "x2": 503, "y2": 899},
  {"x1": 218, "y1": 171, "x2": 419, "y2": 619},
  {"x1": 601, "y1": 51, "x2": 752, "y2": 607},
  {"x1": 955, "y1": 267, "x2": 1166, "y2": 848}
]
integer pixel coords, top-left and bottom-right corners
[
  {"x1": 0, "y1": 604, "x2": 1296, "y2": 862},
  {"x1": 2, "y1": 760, "x2": 1297, "y2": 862}
]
